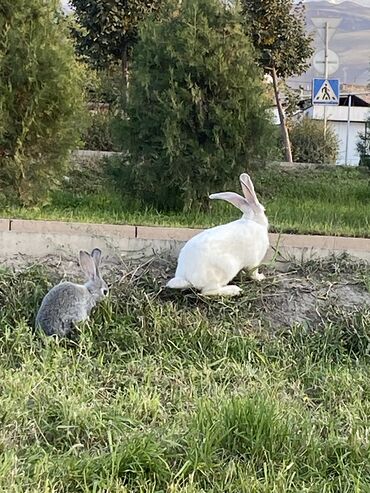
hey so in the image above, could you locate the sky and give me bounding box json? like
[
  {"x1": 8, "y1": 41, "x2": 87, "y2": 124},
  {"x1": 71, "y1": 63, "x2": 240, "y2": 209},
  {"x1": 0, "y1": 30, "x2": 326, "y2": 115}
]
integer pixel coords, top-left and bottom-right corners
[{"x1": 61, "y1": 0, "x2": 71, "y2": 12}]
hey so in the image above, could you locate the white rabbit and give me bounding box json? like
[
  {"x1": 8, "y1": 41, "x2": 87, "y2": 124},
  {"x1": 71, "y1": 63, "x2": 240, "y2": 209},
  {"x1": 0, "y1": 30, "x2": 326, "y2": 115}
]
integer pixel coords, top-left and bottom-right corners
[{"x1": 166, "y1": 173, "x2": 269, "y2": 296}]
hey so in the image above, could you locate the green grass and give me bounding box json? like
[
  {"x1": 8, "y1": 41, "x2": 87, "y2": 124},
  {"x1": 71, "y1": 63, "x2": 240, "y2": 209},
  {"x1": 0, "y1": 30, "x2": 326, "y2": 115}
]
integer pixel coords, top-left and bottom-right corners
[
  {"x1": 1, "y1": 164, "x2": 369, "y2": 237},
  {"x1": 1, "y1": 255, "x2": 370, "y2": 491}
]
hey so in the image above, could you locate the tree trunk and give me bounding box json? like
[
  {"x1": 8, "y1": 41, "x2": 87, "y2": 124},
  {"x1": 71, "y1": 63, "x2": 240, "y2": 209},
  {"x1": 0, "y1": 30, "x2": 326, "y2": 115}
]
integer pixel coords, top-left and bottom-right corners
[
  {"x1": 271, "y1": 66, "x2": 293, "y2": 163},
  {"x1": 121, "y1": 43, "x2": 129, "y2": 107}
]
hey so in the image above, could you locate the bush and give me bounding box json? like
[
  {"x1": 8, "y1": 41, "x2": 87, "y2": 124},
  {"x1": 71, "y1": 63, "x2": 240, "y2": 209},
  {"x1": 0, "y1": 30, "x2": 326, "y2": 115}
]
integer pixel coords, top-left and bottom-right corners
[
  {"x1": 113, "y1": 0, "x2": 276, "y2": 211},
  {"x1": 82, "y1": 111, "x2": 118, "y2": 151},
  {"x1": 357, "y1": 118, "x2": 370, "y2": 168},
  {"x1": 290, "y1": 117, "x2": 339, "y2": 164},
  {"x1": 81, "y1": 67, "x2": 123, "y2": 151},
  {"x1": 0, "y1": 0, "x2": 86, "y2": 205},
  {"x1": 85, "y1": 67, "x2": 125, "y2": 105}
]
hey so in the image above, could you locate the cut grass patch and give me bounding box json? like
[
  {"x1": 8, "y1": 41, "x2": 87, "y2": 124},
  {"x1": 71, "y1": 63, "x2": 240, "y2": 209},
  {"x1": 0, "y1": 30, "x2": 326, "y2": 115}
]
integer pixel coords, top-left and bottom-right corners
[
  {"x1": 0, "y1": 254, "x2": 370, "y2": 491},
  {"x1": 0, "y1": 163, "x2": 369, "y2": 237}
]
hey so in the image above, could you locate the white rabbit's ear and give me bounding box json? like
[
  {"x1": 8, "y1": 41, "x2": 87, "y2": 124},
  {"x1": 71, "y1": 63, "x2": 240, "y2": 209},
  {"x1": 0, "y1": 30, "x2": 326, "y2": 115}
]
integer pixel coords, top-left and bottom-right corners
[
  {"x1": 209, "y1": 192, "x2": 249, "y2": 213},
  {"x1": 79, "y1": 250, "x2": 97, "y2": 280},
  {"x1": 240, "y1": 173, "x2": 262, "y2": 209}
]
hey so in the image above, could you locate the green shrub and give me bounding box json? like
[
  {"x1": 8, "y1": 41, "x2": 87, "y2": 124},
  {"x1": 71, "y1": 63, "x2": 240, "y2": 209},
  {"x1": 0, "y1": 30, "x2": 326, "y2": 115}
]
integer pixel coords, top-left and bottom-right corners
[
  {"x1": 0, "y1": 0, "x2": 86, "y2": 205},
  {"x1": 290, "y1": 117, "x2": 339, "y2": 164},
  {"x1": 85, "y1": 67, "x2": 125, "y2": 105},
  {"x1": 82, "y1": 111, "x2": 118, "y2": 151},
  {"x1": 113, "y1": 0, "x2": 276, "y2": 211},
  {"x1": 357, "y1": 118, "x2": 370, "y2": 168},
  {"x1": 81, "y1": 67, "x2": 123, "y2": 151}
]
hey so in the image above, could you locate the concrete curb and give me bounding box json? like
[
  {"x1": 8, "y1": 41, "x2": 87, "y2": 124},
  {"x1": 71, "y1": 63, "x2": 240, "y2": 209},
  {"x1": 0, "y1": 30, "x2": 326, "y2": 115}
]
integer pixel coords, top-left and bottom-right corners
[
  {"x1": 1, "y1": 218, "x2": 369, "y2": 262},
  {"x1": 9, "y1": 219, "x2": 136, "y2": 238},
  {"x1": 0, "y1": 219, "x2": 10, "y2": 232}
]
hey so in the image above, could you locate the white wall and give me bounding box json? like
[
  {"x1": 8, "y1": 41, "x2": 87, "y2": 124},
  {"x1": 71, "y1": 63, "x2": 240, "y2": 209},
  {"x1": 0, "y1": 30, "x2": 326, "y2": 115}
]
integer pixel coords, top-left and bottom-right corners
[
  {"x1": 311, "y1": 105, "x2": 370, "y2": 123},
  {"x1": 270, "y1": 107, "x2": 280, "y2": 125},
  {"x1": 333, "y1": 120, "x2": 364, "y2": 165}
]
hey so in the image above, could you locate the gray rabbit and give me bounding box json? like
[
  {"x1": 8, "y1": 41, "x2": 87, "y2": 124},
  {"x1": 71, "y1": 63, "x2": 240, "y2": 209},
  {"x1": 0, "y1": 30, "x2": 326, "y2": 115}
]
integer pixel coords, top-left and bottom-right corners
[{"x1": 35, "y1": 248, "x2": 109, "y2": 336}]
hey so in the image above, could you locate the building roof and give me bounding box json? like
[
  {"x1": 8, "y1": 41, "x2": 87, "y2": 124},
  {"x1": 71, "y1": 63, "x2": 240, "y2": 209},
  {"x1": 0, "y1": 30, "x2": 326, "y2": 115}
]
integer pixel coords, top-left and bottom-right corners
[
  {"x1": 341, "y1": 84, "x2": 370, "y2": 104},
  {"x1": 340, "y1": 94, "x2": 370, "y2": 107},
  {"x1": 297, "y1": 93, "x2": 370, "y2": 111}
]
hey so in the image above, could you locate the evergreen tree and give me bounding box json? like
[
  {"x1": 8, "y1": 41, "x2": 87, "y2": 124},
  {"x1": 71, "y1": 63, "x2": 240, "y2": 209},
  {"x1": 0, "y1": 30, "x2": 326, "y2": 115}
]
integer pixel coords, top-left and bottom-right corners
[
  {"x1": 0, "y1": 0, "x2": 85, "y2": 205},
  {"x1": 114, "y1": 0, "x2": 276, "y2": 211}
]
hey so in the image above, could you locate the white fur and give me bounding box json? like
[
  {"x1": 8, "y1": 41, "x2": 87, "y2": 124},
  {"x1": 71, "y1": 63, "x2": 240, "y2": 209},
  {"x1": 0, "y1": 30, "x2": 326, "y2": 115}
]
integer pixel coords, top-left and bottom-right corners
[{"x1": 166, "y1": 173, "x2": 269, "y2": 296}]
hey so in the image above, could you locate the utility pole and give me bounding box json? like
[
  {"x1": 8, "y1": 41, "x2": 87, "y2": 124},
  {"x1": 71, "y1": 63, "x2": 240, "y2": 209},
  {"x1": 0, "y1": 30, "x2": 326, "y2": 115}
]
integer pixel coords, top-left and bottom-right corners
[
  {"x1": 323, "y1": 21, "x2": 329, "y2": 138},
  {"x1": 344, "y1": 94, "x2": 352, "y2": 166}
]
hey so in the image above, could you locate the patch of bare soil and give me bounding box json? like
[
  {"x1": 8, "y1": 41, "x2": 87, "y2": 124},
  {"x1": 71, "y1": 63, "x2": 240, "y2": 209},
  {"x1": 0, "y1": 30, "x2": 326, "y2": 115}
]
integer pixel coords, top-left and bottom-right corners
[
  {"x1": 260, "y1": 274, "x2": 320, "y2": 327},
  {"x1": 257, "y1": 256, "x2": 370, "y2": 328}
]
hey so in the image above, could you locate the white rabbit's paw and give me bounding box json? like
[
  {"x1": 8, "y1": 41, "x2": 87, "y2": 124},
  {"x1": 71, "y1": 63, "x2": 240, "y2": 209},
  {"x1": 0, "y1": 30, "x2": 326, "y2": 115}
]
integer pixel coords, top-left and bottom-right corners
[
  {"x1": 166, "y1": 277, "x2": 191, "y2": 289},
  {"x1": 251, "y1": 270, "x2": 265, "y2": 282},
  {"x1": 202, "y1": 285, "x2": 242, "y2": 297}
]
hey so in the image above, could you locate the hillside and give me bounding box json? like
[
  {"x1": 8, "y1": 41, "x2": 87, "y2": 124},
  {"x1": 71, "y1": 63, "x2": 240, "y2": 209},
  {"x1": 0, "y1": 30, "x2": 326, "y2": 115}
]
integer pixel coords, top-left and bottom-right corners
[{"x1": 295, "y1": 0, "x2": 370, "y2": 86}]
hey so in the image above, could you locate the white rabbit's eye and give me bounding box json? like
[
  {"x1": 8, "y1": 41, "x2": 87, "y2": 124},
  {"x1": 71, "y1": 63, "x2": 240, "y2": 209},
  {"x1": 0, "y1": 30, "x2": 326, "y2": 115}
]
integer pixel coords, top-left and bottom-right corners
[{"x1": 102, "y1": 288, "x2": 109, "y2": 296}]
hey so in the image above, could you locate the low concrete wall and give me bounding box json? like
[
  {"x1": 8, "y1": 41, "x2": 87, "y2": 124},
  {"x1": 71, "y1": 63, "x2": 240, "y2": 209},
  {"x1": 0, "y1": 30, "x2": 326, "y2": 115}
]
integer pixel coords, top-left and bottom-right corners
[
  {"x1": 1, "y1": 218, "x2": 370, "y2": 262},
  {"x1": 73, "y1": 150, "x2": 122, "y2": 159},
  {"x1": 72, "y1": 153, "x2": 341, "y2": 168}
]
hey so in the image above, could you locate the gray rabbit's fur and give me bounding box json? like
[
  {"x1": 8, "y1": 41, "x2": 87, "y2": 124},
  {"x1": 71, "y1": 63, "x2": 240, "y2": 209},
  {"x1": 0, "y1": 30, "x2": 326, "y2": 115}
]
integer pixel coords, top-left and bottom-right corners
[{"x1": 35, "y1": 248, "x2": 108, "y2": 336}]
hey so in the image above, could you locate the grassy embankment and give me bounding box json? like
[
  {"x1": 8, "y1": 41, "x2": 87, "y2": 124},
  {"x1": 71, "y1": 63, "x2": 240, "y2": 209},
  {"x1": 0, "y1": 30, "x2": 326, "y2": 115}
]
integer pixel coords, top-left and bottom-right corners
[{"x1": 1, "y1": 164, "x2": 369, "y2": 237}]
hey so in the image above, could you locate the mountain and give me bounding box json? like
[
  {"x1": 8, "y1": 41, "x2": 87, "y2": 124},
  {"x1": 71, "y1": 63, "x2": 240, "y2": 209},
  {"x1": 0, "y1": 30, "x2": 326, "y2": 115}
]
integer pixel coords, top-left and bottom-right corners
[
  {"x1": 290, "y1": 0, "x2": 370, "y2": 87},
  {"x1": 303, "y1": 0, "x2": 369, "y2": 6}
]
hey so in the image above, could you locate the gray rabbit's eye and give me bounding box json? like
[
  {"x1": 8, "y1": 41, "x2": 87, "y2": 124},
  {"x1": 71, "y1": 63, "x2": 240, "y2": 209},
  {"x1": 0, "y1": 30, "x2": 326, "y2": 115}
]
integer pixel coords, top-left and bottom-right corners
[{"x1": 102, "y1": 288, "x2": 109, "y2": 296}]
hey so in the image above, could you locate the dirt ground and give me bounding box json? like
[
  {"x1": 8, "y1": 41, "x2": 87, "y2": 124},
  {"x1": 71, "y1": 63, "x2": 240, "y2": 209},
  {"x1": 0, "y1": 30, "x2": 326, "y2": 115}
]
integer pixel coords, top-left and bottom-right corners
[{"x1": 1, "y1": 252, "x2": 370, "y2": 329}]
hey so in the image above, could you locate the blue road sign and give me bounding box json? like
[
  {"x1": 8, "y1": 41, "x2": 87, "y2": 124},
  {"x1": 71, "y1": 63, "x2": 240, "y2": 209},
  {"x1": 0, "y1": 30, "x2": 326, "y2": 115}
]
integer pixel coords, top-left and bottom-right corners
[{"x1": 312, "y1": 78, "x2": 340, "y2": 105}]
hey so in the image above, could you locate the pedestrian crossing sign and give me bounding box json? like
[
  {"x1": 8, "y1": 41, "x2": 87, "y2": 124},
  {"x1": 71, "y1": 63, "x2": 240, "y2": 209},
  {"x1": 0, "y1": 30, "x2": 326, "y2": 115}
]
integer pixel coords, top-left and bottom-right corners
[{"x1": 312, "y1": 78, "x2": 340, "y2": 105}]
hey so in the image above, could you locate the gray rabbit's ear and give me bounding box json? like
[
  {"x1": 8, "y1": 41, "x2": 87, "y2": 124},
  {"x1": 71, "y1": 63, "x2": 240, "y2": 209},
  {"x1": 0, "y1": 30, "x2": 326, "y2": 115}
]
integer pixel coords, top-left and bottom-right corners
[
  {"x1": 209, "y1": 192, "x2": 249, "y2": 214},
  {"x1": 91, "y1": 248, "x2": 102, "y2": 276},
  {"x1": 91, "y1": 248, "x2": 102, "y2": 267},
  {"x1": 79, "y1": 250, "x2": 97, "y2": 280}
]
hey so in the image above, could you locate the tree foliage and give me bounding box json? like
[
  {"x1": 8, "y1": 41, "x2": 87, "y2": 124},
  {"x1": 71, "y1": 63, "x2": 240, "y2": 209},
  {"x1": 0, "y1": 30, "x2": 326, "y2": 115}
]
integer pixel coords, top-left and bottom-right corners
[
  {"x1": 290, "y1": 117, "x2": 339, "y2": 165},
  {"x1": 240, "y1": 0, "x2": 313, "y2": 163},
  {"x1": 357, "y1": 117, "x2": 370, "y2": 168},
  {"x1": 113, "y1": 0, "x2": 276, "y2": 211},
  {"x1": 70, "y1": 0, "x2": 162, "y2": 71},
  {"x1": 0, "y1": 0, "x2": 86, "y2": 205},
  {"x1": 240, "y1": 0, "x2": 313, "y2": 78}
]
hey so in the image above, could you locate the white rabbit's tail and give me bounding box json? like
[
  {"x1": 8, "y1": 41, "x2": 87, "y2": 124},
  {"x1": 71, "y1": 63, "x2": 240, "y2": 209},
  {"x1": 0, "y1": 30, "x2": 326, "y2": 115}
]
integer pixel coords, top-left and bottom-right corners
[{"x1": 166, "y1": 277, "x2": 191, "y2": 289}]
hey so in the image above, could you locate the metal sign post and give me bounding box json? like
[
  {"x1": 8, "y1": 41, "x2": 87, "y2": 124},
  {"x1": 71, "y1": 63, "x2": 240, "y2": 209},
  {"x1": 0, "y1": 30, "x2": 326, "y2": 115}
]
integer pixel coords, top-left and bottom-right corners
[
  {"x1": 344, "y1": 95, "x2": 352, "y2": 166},
  {"x1": 324, "y1": 22, "x2": 329, "y2": 137},
  {"x1": 311, "y1": 17, "x2": 341, "y2": 141}
]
